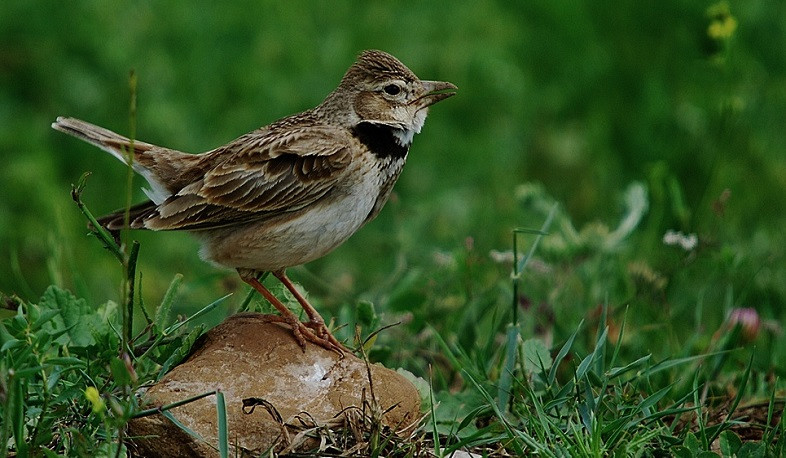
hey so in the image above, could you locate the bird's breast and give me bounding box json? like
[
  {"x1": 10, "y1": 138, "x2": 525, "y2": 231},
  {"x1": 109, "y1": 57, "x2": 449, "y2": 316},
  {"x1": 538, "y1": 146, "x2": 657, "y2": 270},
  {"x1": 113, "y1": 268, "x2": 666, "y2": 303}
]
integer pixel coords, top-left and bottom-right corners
[{"x1": 197, "y1": 157, "x2": 404, "y2": 272}]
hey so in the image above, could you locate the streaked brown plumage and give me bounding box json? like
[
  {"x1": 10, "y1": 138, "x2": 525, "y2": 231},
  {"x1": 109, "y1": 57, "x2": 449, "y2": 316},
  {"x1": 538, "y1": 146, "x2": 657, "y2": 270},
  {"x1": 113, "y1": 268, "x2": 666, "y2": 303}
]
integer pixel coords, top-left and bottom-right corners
[{"x1": 52, "y1": 50, "x2": 456, "y2": 353}]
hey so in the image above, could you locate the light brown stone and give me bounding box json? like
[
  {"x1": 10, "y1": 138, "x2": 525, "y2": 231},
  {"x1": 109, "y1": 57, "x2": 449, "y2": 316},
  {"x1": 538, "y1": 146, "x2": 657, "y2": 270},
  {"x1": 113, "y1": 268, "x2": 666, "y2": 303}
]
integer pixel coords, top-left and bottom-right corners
[{"x1": 129, "y1": 314, "x2": 420, "y2": 457}]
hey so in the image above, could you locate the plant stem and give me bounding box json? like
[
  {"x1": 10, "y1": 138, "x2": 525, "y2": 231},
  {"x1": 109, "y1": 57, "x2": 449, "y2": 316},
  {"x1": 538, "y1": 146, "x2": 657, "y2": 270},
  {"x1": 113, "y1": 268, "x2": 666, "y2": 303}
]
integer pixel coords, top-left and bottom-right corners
[{"x1": 125, "y1": 241, "x2": 140, "y2": 347}]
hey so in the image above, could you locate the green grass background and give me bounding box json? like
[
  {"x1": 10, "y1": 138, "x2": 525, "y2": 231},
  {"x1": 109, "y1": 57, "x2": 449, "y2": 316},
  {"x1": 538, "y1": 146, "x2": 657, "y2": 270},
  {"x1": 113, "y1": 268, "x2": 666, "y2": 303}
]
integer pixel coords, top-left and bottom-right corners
[{"x1": 2, "y1": 0, "x2": 785, "y2": 378}]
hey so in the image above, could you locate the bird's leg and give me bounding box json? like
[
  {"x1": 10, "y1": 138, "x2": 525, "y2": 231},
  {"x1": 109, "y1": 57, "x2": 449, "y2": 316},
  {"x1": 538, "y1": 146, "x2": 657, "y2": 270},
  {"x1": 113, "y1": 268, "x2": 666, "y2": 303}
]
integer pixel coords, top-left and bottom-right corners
[
  {"x1": 238, "y1": 269, "x2": 344, "y2": 354},
  {"x1": 272, "y1": 270, "x2": 347, "y2": 353}
]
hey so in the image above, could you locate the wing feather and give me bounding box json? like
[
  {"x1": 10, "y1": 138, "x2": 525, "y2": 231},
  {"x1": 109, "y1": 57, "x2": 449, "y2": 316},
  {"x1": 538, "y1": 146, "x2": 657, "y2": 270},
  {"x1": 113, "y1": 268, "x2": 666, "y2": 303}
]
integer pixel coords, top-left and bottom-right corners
[{"x1": 143, "y1": 124, "x2": 354, "y2": 230}]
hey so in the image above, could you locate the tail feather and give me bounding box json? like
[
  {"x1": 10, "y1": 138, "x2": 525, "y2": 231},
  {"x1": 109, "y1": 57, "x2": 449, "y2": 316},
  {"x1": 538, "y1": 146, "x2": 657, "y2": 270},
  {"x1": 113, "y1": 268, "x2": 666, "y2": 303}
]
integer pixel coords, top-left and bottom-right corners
[
  {"x1": 51, "y1": 117, "x2": 156, "y2": 164},
  {"x1": 52, "y1": 116, "x2": 177, "y2": 204},
  {"x1": 97, "y1": 201, "x2": 159, "y2": 231}
]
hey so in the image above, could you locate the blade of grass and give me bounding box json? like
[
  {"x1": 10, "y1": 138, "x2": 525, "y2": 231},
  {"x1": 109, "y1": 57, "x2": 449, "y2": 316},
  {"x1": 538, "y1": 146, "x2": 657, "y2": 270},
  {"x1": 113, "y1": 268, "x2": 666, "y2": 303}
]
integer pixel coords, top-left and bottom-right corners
[
  {"x1": 497, "y1": 324, "x2": 519, "y2": 414},
  {"x1": 164, "y1": 293, "x2": 232, "y2": 335},
  {"x1": 511, "y1": 205, "x2": 557, "y2": 326},
  {"x1": 646, "y1": 352, "x2": 728, "y2": 377},
  {"x1": 523, "y1": 378, "x2": 572, "y2": 447},
  {"x1": 136, "y1": 271, "x2": 153, "y2": 326},
  {"x1": 708, "y1": 348, "x2": 755, "y2": 444},
  {"x1": 441, "y1": 432, "x2": 512, "y2": 457},
  {"x1": 594, "y1": 295, "x2": 608, "y2": 376},
  {"x1": 462, "y1": 370, "x2": 539, "y2": 457},
  {"x1": 548, "y1": 320, "x2": 583, "y2": 386},
  {"x1": 575, "y1": 326, "x2": 607, "y2": 381},
  {"x1": 513, "y1": 203, "x2": 558, "y2": 275},
  {"x1": 429, "y1": 326, "x2": 477, "y2": 380},
  {"x1": 137, "y1": 293, "x2": 231, "y2": 364},
  {"x1": 428, "y1": 366, "x2": 440, "y2": 456},
  {"x1": 216, "y1": 390, "x2": 228, "y2": 458},
  {"x1": 692, "y1": 371, "x2": 708, "y2": 449},
  {"x1": 133, "y1": 390, "x2": 219, "y2": 418},
  {"x1": 161, "y1": 410, "x2": 217, "y2": 452},
  {"x1": 606, "y1": 354, "x2": 652, "y2": 380},
  {"x1": 608, "y1": 306, "x2": 627, "y2": 370},
  {"x1": 764, "y1": 377, "x2": 780, "y2": 445}
]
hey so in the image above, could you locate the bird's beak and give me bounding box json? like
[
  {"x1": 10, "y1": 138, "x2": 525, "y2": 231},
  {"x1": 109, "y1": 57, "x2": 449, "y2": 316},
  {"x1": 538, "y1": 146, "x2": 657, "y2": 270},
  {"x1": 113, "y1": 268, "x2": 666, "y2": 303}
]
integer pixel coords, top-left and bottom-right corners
[{"x1": 415, "y1": 80, "x2": 458, "y2": 108}]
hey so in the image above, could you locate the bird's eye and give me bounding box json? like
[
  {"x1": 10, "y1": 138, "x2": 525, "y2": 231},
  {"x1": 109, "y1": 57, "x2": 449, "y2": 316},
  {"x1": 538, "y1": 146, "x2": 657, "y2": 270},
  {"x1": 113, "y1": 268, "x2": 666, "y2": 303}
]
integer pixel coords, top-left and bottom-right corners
[{"x1": 383, "y1": 84, "x2": 401, "y2": 96}]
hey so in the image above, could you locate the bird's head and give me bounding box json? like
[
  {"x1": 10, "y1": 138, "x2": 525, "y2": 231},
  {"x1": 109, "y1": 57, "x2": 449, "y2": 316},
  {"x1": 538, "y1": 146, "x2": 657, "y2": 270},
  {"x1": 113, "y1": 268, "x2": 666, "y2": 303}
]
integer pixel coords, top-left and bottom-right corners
[{"x1": 322, "y1": 50, "x2": 456, "y2": 146}]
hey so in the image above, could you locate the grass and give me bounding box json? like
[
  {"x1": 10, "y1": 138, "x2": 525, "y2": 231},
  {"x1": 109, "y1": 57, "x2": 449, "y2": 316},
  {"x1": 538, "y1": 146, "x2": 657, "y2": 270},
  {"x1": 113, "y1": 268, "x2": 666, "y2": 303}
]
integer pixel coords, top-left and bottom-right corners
[
  {"x1": 2, "y1": 0, "x2": 786, "y2": 455},
  {"x1": 1, "y1": 181, "x2": 783, "y2": 455}
]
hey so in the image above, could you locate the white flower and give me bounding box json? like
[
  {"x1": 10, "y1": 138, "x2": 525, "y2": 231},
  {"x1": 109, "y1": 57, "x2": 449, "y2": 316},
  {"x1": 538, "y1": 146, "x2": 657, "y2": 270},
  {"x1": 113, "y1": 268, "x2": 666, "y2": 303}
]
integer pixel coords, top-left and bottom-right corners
[{"x1": 662, "y1": 230, "x2": 698, "y2": 251}]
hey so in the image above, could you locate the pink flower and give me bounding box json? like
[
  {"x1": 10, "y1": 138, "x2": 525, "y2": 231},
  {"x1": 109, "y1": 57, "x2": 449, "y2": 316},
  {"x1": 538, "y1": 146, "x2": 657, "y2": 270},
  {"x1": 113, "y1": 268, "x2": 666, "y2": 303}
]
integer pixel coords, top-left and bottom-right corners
[{"x1": 728, "y1": 308, "x2": 761, "y2": 342}]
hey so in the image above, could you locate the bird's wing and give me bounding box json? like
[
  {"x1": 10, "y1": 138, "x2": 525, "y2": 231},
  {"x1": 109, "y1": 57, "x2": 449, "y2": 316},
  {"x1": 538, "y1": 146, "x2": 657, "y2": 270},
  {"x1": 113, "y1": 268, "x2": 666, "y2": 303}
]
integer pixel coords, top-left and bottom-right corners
[{"x1": 141, "y1": 125, "x2": 354, "y2": 231}]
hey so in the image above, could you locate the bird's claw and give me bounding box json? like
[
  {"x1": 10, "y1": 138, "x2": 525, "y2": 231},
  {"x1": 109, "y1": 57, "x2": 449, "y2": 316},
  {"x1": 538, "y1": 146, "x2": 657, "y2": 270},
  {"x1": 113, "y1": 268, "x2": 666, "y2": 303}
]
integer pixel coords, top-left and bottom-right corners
[{"x1": 291, "y1": 319, "x2": 346, "y2": 356}]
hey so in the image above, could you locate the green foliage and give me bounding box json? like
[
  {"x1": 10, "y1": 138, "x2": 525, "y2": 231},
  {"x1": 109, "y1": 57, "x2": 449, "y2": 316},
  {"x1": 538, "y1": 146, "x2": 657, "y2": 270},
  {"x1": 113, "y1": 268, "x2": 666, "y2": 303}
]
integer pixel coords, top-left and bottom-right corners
[
  {"x1": 1, "y1": 286, "x2": 122, "y2": 455},
  {"x1": 41, "y1": 285, "x2": 116, "y2": 348},
  {"x1": 0, "y1": 280, "x2": 227, "y2": 455}
]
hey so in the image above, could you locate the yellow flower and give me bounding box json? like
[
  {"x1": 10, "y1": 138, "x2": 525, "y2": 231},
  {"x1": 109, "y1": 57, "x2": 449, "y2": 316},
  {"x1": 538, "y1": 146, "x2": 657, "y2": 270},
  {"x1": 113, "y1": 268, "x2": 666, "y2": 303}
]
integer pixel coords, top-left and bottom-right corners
[
  {"x1": 707, "y1": 2, "x2": 738, "y2": 40},
  {"x1": 708, "y1": 16, "x2": 738, "y2": 40},
  {"x1": 85, "y1": 386, "x2": 106, "y2": 414}
]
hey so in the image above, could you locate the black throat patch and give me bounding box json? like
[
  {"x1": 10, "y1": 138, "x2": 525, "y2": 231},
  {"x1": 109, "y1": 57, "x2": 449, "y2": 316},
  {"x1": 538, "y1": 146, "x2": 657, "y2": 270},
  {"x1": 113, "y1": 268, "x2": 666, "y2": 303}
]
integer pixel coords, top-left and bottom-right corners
[{"x1": 351, "y1": 122, "x2": 409, "y2": 159}]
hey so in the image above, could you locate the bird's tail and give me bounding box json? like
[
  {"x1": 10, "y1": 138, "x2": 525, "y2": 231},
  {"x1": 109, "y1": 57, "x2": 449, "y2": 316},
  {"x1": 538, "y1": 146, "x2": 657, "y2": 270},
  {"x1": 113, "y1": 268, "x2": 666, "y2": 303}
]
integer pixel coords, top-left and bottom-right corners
[
  {"x1": 52, "y1": 116, "x2": 182, "y2": 204},
  {"x1": 51, "y1": 117, "x2": 156, "y2": 164}
]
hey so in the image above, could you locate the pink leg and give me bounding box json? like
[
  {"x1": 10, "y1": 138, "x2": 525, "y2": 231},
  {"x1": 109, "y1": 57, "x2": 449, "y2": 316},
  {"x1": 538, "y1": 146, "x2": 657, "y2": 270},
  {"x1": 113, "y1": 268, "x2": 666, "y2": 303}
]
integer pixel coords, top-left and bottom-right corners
[
  {"x1": 273, "y1": 270, "x2": 347, "y2": 353},
  {"x1": 238, "y1": 269, "x2": 345, "y2": 355}
]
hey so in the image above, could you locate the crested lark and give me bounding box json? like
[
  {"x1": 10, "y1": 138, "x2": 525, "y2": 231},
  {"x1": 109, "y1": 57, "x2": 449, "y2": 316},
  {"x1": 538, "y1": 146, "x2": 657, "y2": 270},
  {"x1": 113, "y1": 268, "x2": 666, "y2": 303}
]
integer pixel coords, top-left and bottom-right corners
[{"x1": 52, "y1": 50, "x2": 456, "y2": 353}]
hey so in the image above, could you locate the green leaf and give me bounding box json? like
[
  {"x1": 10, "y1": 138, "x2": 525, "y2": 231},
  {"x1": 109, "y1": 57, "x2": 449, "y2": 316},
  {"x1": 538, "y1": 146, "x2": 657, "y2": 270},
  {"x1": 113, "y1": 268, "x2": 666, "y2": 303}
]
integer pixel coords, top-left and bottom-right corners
[
  {"x1": 355, "y1": 299, "x2": 377, "y2": 327},
  {"x1": 671, "y1": 446, "x2": 692, "y2": 458},
  {"x1": 0, "y1": 321, "x2": 16, "y2": 344},
  {"x1": 684, "y1": 432, "x2": 701, "y2": 454},
  {"x1": 110, "y1": 357, "x2": 132, "y2": 387},
  {"x1": 158, "y1": 324, "x2": 204, "y2": 380},
  {"x1": 0, "y1": 338, "x2": 24, "y2": 352},
  {"x1": 719, "y1": 430, "x2": 742, "y2": 456},
  {"x1": 395, "y1": 368, "x2": 431, "y2": 408},
  {"x1": 155, "y1": 273, "x2": 183, "y2": 332},
  {"x1": 9, "y1": 375, "x2": 28, "y2": 457},
  {"x1": 39, "y1": 286, "x2": 116, "y2": 347},
  {"x1": 95, "y1": 441, "x2": 127, "y2": 458},
  {"x1": 43, "y1": 357, "x2": 87, "y2": 368},
  {"x1": 29, "y1": 308, "x2": 62, "y2": 332},
  {"x1": 636, "y1": 384, "x2": 673, "y2": 415},
  {"x1": 522, "y1": 337, "x2": 552, "y2": 375},
  {"x1": 12, "y1": 365, "x2": 46, "y2": 378},
  {"x1": 40, "y1": 447, "x2": 64, "y2": 458},
  {"x1": 736, "y1": 442, "x2": 766, "y2": 458}
]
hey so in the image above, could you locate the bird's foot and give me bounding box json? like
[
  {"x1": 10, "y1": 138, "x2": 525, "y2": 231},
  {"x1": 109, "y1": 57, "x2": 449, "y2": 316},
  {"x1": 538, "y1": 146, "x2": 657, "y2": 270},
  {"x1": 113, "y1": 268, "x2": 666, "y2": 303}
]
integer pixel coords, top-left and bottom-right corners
[
  {"x1": 303, "y1": 319, "x2": 347, "y2": 354},
  {"x1": 245, "y1": 313, "x2": 346, "y2": 355},
  {"x1": 292, "y1": 319, "x2": 347, "y2": 356}
]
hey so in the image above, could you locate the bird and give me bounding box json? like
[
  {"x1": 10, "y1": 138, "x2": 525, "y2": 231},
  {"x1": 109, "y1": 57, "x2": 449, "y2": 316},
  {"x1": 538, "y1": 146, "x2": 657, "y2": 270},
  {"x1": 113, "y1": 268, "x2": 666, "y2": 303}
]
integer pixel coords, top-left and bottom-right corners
[{"x1": 52, "y1": 49, "x2": 456, "y2": 354}]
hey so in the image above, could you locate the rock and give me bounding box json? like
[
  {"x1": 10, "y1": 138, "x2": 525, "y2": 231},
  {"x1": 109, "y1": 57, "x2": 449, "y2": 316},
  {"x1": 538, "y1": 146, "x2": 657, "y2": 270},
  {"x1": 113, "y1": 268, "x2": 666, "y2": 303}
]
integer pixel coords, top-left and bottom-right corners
[{"x1": 129, "y1": 314, "x2": 421, "y2": 457}]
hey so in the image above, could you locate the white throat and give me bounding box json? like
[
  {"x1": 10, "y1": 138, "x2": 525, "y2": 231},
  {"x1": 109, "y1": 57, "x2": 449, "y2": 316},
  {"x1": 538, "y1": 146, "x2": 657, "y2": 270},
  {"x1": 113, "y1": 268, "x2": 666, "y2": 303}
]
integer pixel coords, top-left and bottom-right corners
[{"x1": 392, "y1": 109, "x2": 428, "y2": 147}]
